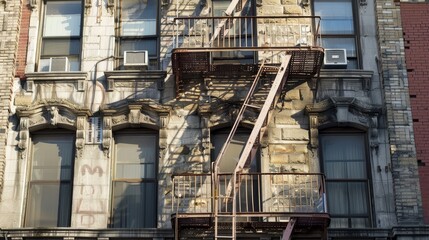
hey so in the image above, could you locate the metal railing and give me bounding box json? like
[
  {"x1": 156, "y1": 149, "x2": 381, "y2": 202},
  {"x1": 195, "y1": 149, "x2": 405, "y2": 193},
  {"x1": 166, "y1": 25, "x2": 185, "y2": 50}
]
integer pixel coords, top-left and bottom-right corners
[
  {"x1": 174, "y1": 16, "x2": 322, "y2": 50},
  {"x1": 172, "y1": 172, "x2": 327, "y2": 217}
]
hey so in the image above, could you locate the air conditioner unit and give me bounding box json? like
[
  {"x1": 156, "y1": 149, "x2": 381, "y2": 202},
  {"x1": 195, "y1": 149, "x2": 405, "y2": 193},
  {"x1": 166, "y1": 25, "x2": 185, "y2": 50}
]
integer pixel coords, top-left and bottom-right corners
[
  {"x1": 324, "y1": 49, "x2": 347, "y2": 69},
  {"x1": 124, "y1": 50, "x2": 148, "y2": 68},
  {"x1": 49, "y1": 57, "x2": 69, "y2": 71}
]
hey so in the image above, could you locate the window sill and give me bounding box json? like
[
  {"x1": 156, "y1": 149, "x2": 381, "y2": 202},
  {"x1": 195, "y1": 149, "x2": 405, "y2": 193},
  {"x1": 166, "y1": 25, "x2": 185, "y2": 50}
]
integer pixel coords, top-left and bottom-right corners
[
  {"x1": 104, "y1": 70, "x2": 166, "y2": 92},
  {"x1": 25, "y1": 72, "x2": 88, "y2": 92}
]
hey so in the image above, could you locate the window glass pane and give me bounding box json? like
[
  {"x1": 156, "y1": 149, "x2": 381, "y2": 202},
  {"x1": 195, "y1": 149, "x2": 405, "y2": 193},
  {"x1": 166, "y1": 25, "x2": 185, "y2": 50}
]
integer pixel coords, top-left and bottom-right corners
[
  {"x1": 111, "y1": 182, "x2": 156, "y2": 228},
  {"x1": 321, "y1": 134, "x2": 366, "y2": 179},
  {"x1": 351, "y1": 218, "x2": 370, "y2": 228},
  {"x1": 31, "y1": 135, "x2": 74, "y2": 181},
  {"x1": 42, "y1": 39, "x2": 81, "y2": 56},
  {"x1": 121, "y1": 0, "x2": 157, "y2": 36},
  {"x1": 25, "y1": 134, "x2": 74, "y2": 227},
  {"x1": 330, "y1": 218, "x2": 349, "y2": 228},
  {"x1": 348, "y1": 182, "x2": 369, "y2": 215},
  {"x1": 212, "y1": 131, "x2": 259, "y2": 172},
  {"x1": 321, "y1": 131, "x2": 371, "y2": 228},
  {"x1": 25, "y1": 183, "x2": 72, "y2": 227},
  {"x1": 314, "y1": 0, "x2": 354, "y2": 34},
  {"x1": 115, "y1": 134, "x2": 156, "y2": 178},
  {"x1": 321, "y1": 38, "x2": 356, "y2": 57},
  {"x1": 120, "y1": 39, "x2": 157, "y2": 56},
  {"x1": 116, "y1": 163, "x2": 155, "y2": 179},
  {"x1": 44, "y1": 1, "x2": 81, "y2": 37},
  {"x1": 326, "y1": 182, "x2": 348, "y2": 215},
  {"x1": 39, "y1": 56, "x2": 80, "y2": 72}
]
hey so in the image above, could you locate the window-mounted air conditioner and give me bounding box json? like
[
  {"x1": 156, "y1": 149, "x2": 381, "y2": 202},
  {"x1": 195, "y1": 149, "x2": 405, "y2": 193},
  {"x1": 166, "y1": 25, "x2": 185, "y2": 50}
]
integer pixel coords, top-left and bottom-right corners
[
  {"x1": 324, "y1": 49, "x2": 347, "y2": 69},
  {"x1": 49, "y1": 57, "x2": 69, "y2": 72},
  {"x1": 124, "y1": 50, "x2": 149, "y2": 68}
]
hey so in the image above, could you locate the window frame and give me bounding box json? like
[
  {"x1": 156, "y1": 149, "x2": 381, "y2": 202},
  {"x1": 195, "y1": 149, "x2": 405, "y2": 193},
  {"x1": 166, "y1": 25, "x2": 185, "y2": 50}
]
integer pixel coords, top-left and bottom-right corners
[
  {"x1": 38, "y1": 0, "x2": 83, "y2": 72},
  {"x1": 211, "y1": 0, "x2": 257, "y2": 64},
  {"x1": 115, "y1": 0, "x2": 160, "y2": 70},
  {"x1": 109, "y1": 130, "x2": 159, "y2": 228},
  {"x1": 313, "y1": 0, "x2": 361, "y2": 69},
  {"x1": 23, "y1": 131, "x2": 76, "y2": 227},
  {"x1": 319, "y1": 128, "x2": 373, "y2": 228},
  {"x1": 210, "y1": 128, "x2": 260, "y2": 173}
]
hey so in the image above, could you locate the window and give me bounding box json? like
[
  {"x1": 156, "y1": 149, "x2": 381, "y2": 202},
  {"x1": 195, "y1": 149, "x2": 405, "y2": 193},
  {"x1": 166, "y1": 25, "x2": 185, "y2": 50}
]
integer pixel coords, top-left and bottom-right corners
[
  {"x1": 211, "y1": 129, "x2": 259, "y2": 173},
  {"x1": 211, "y1": 129, "x2": 260, "y2": 213},
  {"x1": 24, "y1": 132, "x2": 75, "y2": 227},
  {"x1": 212, "y1": 0, "x2": 255, "y2": 63},
  {"x1": 110, "y1": 131, "x2": 157, "y2": 228},
  {"x1": 314, "y1": 0, "x2": 359, "y2": 69},
  {"x1": 39, "y1": 0, "x2": 82, "y2": 71},
  {"x1": 117, "y1": 0, "x2": 159, "y2": 69},
  {"x1": 320, "y1": 129, "x2": 372, "y2": 228}
]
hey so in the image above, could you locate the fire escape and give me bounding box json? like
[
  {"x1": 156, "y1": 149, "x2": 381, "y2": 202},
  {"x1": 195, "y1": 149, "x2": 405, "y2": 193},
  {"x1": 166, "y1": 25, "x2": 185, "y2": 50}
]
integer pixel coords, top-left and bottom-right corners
[{"x1": 171, "y1": 1, "x2": 328, "y2": 239}]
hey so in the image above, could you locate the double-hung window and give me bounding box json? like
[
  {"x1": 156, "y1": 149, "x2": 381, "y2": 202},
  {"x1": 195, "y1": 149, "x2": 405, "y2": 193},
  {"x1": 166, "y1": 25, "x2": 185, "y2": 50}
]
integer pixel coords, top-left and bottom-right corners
[
  {"x1": 320, "y1": 130, "x2": 372, "y2": 228},
  {"x1": 39, "y1": 0, "x2": 82, "y2": 72},
  {"x1": 314, "y1": 0, "x2": 359, "y2": 68},
  {"x1": 211, "y1": 129, "x2": 260, "y2": 213},
  {"x1": 24, "y1": 132, "x2": 75, "y2": 227},
  {"x1": 117, "y1": 0, "x2": 159, "y2": 70},
  {"x1": 111, "y1": 131, "x2": 157, "y2": 228}
]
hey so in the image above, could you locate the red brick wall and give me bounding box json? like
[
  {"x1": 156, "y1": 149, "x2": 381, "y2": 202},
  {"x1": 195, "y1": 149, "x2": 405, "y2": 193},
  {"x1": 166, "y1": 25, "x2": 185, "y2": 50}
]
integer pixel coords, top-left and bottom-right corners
[
  {"x1": 401, "y1": 2, "x2": 429, "y2": 224},
  {"x1": 15, "y1": 3, "x2": 32, "y2": 79}
]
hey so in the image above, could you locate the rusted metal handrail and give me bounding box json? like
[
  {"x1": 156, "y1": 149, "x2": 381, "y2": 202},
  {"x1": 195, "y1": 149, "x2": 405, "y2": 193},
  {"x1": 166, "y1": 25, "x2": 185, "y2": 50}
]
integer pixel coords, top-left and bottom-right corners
[
  {"x1": 171, "y1": 172, "x2": 327, "y2": 217},
  {"x1": 174, "y1": 16, "x2": 322, "y2": 50}
]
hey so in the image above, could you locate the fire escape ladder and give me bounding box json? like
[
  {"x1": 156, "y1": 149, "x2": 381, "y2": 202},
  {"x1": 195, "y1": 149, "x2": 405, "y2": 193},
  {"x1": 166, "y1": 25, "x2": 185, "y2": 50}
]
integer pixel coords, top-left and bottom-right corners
[
  {"x1": 282, "y1": 217, "x2": 297, "y2": 240},
  {"x1": 213, "y1": 55, "x2": 292, "y2": 240}
]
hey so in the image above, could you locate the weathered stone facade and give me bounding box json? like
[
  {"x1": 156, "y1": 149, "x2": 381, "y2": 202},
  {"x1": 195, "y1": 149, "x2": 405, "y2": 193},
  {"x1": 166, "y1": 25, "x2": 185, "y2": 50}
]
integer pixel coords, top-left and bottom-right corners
[
  {"x1": 0, "y1": 0, "x2": 21, "y2": 210},
  {"x1": 0, "y1": 0, "x2": 428, "y2": 239}
]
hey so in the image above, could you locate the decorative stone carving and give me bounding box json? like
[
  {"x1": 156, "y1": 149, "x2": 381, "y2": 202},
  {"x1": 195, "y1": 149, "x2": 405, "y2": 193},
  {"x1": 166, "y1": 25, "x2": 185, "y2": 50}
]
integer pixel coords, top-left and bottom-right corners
[
  {"x1": 48, "y1": 106, "x2": 59, "y2": 125},
  {"x1": 306, "y1": 97, "x2": 382, "y2": 149},
  {"x1": 102, "y1": 116, "x2": 112, "y2": 157},
  {"x1": 309, "y1": 114, "x2": 319, "y2": 148},
  {"x1": 16, "y1": 100, "x2": 91, "y2": 159},
  {"x1": 18, "y1": 117, "x2": 29, "y2": 159},
  {"x1": 102, "y1": 100, "x2": 172, "y2": 155},
  {"x1": 75, "y1": 116, "x2": 86, "y2": 157}
]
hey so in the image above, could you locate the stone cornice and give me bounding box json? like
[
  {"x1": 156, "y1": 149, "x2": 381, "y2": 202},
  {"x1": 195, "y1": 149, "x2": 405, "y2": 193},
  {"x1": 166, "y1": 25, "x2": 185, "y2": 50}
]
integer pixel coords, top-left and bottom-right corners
[
  {"x1": 305, "y1": 97, "x2": 382, "y2": 115},
  {"x1": 16, "y1": 99, "x2": 91, "y2": 117},
  {"x1": 25, "y1": 71, "x2": 88, "y2": 81}
]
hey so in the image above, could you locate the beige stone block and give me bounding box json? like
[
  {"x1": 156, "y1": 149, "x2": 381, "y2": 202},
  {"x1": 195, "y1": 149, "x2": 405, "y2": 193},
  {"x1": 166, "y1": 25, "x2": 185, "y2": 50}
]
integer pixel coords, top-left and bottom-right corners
[
  {"x1": 293, "y1": 144, "x2": 308, "y2": 153},
  {"x1": 264, "y1": 0, "x2": 282, "y2": 4},
  {"x1": 14, "y1": 95, "x2": 32, "y2": 106},
  {"x1": 268, "y1": 127, "x2": 282, "y2": 141},
  {"x1": 278, "y1": 101, "x2": 293, "y2": 109},
  {"x1": 288, "y1": 153, "x2": 306, "y2": 164},
  {"x1": 285, "y1": 89, "x2": 301, "y2": 100},
  {"x1": 269, "y1": 144, "x2": 294, "y2": 154},
  {"x1": 281, "y1": 0, "x2": 298, "y2": 4},
  {"x1": 271, "y1": 153, "x2": 288, "y2": 164},
  {"x1": 284, "y1": 5, "x2": 302, "y2": 15},
  {"x1": 280, "y1": 164, "x2": 309, "y2": 173},
  {"x1": 259, "y1": 5, "x2": 284, "y2": 15},
  {"x1": 282, "y1": 128, "x2": 309, "y2": 140}
]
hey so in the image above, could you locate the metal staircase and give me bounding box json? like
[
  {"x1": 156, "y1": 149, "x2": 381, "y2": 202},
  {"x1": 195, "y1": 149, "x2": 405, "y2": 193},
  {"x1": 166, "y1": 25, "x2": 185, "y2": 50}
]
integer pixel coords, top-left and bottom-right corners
[
  {"x1": 212, "y1": 55, "x2": 292, "y2": 239},
  {"x1": 171, "y1": 1, "x2": 327, "y2": 239}
]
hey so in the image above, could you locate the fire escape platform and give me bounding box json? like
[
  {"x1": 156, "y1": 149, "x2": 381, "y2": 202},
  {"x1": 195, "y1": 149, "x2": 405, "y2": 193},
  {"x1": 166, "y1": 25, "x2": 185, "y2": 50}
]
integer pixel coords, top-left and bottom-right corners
[
  {"x1": 172, "y1": 213, "x2": 330, "y2": 238},
  {"x1": 172, "y1": 47, "x2": 324, "y2": 95},
  {"x1": 171, "y1": 173, "x2": 330, "y2": 239}
]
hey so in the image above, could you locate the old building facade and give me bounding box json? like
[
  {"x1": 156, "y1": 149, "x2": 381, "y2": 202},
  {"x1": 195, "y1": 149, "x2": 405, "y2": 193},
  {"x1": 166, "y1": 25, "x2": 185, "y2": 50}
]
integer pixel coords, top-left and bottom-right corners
[{"x1": 0, "y1": 0, "x2": 428, "y2": 239}]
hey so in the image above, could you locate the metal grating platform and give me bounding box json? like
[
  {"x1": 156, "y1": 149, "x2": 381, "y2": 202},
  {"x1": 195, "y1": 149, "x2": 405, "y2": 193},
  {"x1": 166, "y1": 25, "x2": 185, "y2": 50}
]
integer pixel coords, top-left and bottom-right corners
[{"x1": 172, "y1": 48, "x2": 324, "y2": 96}]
